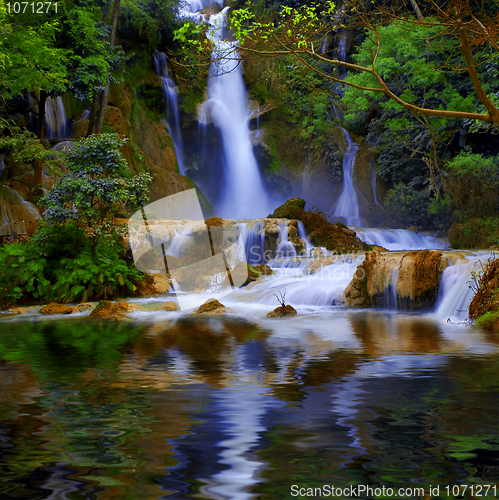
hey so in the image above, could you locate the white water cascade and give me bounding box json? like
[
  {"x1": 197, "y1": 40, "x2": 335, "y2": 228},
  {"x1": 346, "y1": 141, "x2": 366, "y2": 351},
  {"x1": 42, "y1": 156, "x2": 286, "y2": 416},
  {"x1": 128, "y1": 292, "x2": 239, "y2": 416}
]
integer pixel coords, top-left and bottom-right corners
[
  {"x1": 355, "y1": 228, "x2": 449, "y2": 251},
  {"x1": 370, "y1": 158, "x2": 382, "y2": 207},
  {"x1": 333, "y1": 128, "x2": 362, "y2": 226},
  {"x1": 45, "y1": 96, "x2": 69, "y2": 140},
  {"x1": 153, "y1": 52, "x2": 186, "y2": 176},
  {"x1": 433, "y1": 254, "x2": 487, "y2": 322},
  {"x1": 194, "y1": 6, "x2": 269, "y2": 219}
]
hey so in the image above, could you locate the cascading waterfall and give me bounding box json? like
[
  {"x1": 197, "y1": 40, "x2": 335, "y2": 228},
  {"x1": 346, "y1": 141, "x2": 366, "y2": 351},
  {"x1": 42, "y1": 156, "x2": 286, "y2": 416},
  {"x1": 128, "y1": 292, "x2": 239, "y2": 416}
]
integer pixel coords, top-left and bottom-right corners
[
  {"x1": 383, "y1": 266, "x2": 399, "y2": 309},
  {"x1": 433, "y1": 254, "x2": 487, "y2": 322},
  {"x1": 275, "y1": 221, "x2": 296, "y2": 259},
  {"x1": 45, "y1": 96, "x2": 69, "y2": 140},
  {"x1": 356, "y1": 228, "x2": 449, "y2": 251},
  {"x1": 240, "y1": 221, "x2": 266, "y2": 265},
  {"x1": 370, "y1": 158, "x2": 382, "y2": 208},
  {"x1": 333, "y1": 128, "x2": 362, "y2": 226},
  {"x1": 153, "y1": 52, "x2": 186, "y2": 176},
  {"x1": 0, "y1": 155, "x2": 5, "y2": 180},
  {"x1": 297, "y1": 221, "x2": 313, "y2": 256},
  {"x1": 192, "y1": 6, "x2": 269, "y2": 219}
]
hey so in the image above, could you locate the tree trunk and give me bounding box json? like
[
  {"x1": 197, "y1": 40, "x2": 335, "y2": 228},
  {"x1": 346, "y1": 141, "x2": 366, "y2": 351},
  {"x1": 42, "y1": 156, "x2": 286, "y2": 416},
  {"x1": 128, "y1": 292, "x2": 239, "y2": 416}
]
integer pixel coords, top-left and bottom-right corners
[
  {"x1": 409, "y1": 0, "x2": 423, "y2": 20},
  {"x1": 95, "y1": 0, "x2": 121, "y2": 134},
  {"x1": 33, "y1": 90, "x2": 47, "y2": 188}
]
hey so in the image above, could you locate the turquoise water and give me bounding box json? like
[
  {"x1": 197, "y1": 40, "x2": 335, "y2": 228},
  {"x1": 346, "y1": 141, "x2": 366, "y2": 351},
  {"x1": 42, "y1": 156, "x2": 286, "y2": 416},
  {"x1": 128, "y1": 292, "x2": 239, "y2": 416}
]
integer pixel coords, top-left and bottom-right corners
[{"x1": 0, "y1": 312, "x2": 498, "y2": 499}]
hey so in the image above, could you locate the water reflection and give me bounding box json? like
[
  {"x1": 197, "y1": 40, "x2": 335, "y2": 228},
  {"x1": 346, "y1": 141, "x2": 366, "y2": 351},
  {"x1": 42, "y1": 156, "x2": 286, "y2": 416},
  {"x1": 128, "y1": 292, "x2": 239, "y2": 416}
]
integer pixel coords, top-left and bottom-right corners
[{"x1": 0, "y1": 313, "x2": 498, "y2": 499}]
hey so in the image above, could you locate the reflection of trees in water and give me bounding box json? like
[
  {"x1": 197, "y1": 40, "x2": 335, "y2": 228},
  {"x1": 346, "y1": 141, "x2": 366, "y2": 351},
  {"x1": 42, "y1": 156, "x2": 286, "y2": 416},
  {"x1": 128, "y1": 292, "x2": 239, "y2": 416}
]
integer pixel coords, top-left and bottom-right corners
[{"x1": 1, "y1": 315, "x2": 498, "y2": 498}]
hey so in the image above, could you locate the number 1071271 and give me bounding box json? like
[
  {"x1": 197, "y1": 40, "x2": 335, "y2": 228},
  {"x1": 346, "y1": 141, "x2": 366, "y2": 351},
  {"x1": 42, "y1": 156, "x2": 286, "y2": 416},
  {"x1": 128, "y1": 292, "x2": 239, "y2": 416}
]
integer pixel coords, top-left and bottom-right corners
[{"x1": 6, "y1": 2, "x2": 58, "y2": 14}]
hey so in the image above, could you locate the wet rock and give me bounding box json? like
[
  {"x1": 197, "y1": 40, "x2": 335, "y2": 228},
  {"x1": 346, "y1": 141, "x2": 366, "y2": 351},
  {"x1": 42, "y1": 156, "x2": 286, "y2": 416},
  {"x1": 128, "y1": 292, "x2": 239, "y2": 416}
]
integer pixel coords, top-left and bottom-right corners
[
  {"x1": 344, "y1": 249, "x2": 449, "y2": 308},
  {"x1": 193, "y1": 298, "x2": 226, "y2": 315},
  {"x1": 154, "y1": 301, "x2": 179, "y2": 312},
  {"x1": 8, "y1": 306, "x2": 36, "y2": 315},
  {"x1": 242, "y1": 264, "x2": 274, "y2": 286},
  {"x1": 89, "y1": 300, "x2": 137, "y2": 320},
  {"x1": 40, "y1": 304, "x2": 78, "y2": 315},
  {"x1": 469, "y1": 257, "x2": 499, "y2": 328},
  {"x1": 77, "y1": 302, "x2": 95, "y2": 312},
  {"x1": 268, "y1": 198, "x2": 369, "y2": 252},
  {"x1": 135, "y1": 273, "x2": 172, "y2": 296},
  {"x1": 266, "y1": 305, "x2": 297, "y2": 318}
]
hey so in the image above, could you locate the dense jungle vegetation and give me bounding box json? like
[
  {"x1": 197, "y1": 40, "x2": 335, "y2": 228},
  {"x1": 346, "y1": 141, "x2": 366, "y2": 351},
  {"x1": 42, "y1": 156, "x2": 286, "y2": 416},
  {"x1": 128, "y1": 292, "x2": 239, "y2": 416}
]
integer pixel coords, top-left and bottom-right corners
[{"x1": 0, "y1": 0, "x2": 498, "y2": 309}]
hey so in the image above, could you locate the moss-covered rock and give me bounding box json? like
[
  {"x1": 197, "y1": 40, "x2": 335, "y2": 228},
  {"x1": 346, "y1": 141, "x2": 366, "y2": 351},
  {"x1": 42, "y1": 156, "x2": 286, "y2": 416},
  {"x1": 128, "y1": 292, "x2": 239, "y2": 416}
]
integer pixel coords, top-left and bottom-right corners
[
  {"x1": 268, "y1": 198, "x2": 369, "y2": 252},
  {"x1": 469, "y1": 257, "x2": 499, "y2": 329},
  {"x1": 243, "y1": 263, "x2": 274, "y2": 286}
]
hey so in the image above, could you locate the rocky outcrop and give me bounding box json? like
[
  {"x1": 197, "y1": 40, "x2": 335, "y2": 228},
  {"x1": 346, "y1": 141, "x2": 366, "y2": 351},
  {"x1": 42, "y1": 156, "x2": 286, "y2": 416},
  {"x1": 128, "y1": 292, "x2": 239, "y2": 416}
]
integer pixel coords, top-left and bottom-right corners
[
  {"x1": 154, "y1": 301, "x2": 179, "y2": 312},
  {"x1": 266, "y1": 304, "x2": 297, "y2": 318},
  {"x1": 0, "y1": 185, "x2": 42, "y2": 235},
  {"x1": 469, "y1": 257, "x2": 499, "y2": 330},
  {"x1": 344, "y1": 249, "x2": 448, "y2": 308},
  {"x1": 243, "y1": 264, "x2": 274, "y2": 286},
  {"x1": 193, "y1": 298, "x2": 226, "y2": 315},
  {"x1": 268, "y1": 198, "x2": 369, "y2": 252},
  {"x1": 89, "y1": 300, "x2": 138, "y2": 320}
]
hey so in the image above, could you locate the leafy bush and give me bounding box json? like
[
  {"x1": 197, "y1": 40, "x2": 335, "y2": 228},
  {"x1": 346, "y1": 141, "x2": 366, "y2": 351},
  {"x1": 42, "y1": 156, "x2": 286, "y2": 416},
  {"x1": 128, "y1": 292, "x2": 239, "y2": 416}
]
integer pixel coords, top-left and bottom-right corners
[
  {"x1": 0, "y1": 234, "x2": 142, "y2": 306},
  {"x1": 444, "y1": 151, "x2": 499, "y2": 219},
  {"x1": 449, "y1": 217, "x2": 499, "y2": 249},
  {"x1": 384, "y1": 183, "x2": 433, "y2": 229},
  {"x1": 475, "y1": 311, "x2": 499, "y2": 331}
]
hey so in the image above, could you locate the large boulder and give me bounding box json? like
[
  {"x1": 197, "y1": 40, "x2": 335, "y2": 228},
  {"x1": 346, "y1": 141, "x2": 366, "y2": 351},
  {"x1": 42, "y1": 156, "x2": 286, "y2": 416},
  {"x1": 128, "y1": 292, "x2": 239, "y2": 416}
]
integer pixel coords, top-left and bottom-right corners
[
  {"x1": 469, "y1": 257, "x2": 499, "y2": 330},
  {"x1": 344, "y1": 249, "x2": 448, "y2": 308},
  {"x1": 268, "y1": 198, "x2": 369, "y2": 252},
  {"x1": 193, "y1": 298, "x2": 226, "y2": 315},
  {"x1": 40, "y1": 304, "x2": 78, "y2": 315}
]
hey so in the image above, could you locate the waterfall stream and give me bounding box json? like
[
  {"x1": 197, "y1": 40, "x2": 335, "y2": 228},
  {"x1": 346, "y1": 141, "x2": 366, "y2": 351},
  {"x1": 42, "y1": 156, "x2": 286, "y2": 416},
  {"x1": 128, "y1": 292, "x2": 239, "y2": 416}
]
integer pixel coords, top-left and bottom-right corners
[
  {"x1": 45, "y1": 96, "x2": 70, "y2": 140},
  {"x1": 181, "y1": 1, "x2": 269, "y2": 219},
  {"x1": 154, "y1": 52, "x2": 186, "y2": 176},
  {"x1": 333, "y1": 128, "x2": 362, "y2": 225}
]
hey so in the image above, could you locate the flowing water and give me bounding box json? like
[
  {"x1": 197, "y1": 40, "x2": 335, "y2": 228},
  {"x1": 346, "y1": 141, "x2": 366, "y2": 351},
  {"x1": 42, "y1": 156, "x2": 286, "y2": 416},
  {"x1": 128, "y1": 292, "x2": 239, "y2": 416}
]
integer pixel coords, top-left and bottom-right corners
[
  {"x1": 185, "y1": 2, "x2": 269, "y2": 219},
  {"x1": 1, "y1": 314, "x2": 498, "y2": 499},
  {"x1": 45, "y1": 96, "x2": 70, "y2": 140},
  {"x1": 333, "y1": 128, "x2": 361, "y2": 226},
  {"x1": 154, "y1": 52, "x2": 186, "y2": 176}
]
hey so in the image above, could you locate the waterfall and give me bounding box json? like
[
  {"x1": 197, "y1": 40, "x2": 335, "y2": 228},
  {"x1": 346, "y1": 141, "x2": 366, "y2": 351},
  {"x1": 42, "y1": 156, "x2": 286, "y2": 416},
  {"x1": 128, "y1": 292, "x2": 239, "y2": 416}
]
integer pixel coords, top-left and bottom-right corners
[
  {"x1": 45, "y1": 96, "x2": 70, "y2": 140},
  {"x1": 433, "y1": 254, "x2": 486, "y2": 322},
  {"x1": 153, "y1": 52, "x2": 186, "y2": 176},
  {"x1": 383, "y1": 266, "x2": 399, "y2": 309},
  {"x1": 297, "y1": 221, "x2": 313, "y2": 256},
  {"x1": 333, "y1": 128, "x2": 361, "y2": 226},
  {"x1": 193, "y1": 6, "x2": 269, "y2": 219},
  {"x1": 0, "y1": 155, "x2": 5, "y2": 180},
  {"x1": 240, "y1": 221, "x2": 266, "y2": 265},
  {"x1": 275, "y1": 221, "x2": 296, "y2": 259},
  {"x1": 370, "y1": 158, "x2": 382, "y2": 207},
  {"x1": 356, "y1": 228, "x2": 449, "y2": 251}
]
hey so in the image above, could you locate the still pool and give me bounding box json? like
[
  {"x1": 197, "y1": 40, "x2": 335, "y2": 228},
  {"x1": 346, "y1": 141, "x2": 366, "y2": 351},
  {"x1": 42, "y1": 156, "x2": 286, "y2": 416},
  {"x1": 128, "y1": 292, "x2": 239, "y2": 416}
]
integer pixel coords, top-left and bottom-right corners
[{"x1": 1, "y1": 311, "x2": 498, "y2": 499}]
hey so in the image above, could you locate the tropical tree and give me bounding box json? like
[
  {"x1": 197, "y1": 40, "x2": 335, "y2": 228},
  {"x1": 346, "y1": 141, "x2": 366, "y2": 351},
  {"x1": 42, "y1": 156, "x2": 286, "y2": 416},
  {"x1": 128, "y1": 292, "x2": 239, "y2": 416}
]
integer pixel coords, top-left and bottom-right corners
[
  {"x1": 42, "y1": 133, "x2": 151, "y2": 250},
  {"x1": 182, "y1": 0, "x2": 499, "y2": 127}
]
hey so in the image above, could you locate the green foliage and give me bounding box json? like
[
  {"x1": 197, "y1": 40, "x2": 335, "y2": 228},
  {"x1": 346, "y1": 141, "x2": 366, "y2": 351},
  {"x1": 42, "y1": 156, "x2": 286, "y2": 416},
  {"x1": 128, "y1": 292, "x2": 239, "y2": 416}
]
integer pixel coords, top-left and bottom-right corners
[
  {"x1": 383, "y1": 183, "x2": 449, "y2": 230},
  {"x1": 444, "y1": 151, "x2": 499, "y2": 219},
  {"x1": 0, "y1": 1, "x2": 116, "y2": 104},
  {"x1": 0, "y1": 320, "x2": 145, "y2": 379},
  {"x1": 119, "y1": 0, "x2": 181, "y2": 50},
  {"x1": 449, "y1": 217, "x2": 499, "y2": 249},
  {"x1": 0, "y1": 226, "x2": 142, "y2": 305},
  {"x1": 41, "y1": 133, "x2": 151, "y2": 232},
  {"x1": 475, "y1": 311, "x2": 499, "y2": 331},
  {"x1": 0, "y1": 120, "x2": 49, "y2": 164}
]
